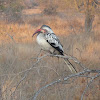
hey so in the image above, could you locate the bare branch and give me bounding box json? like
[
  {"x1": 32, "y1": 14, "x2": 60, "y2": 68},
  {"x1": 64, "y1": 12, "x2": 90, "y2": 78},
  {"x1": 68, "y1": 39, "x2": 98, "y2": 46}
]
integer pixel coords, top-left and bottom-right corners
[
  {"x1": 1, "y1": 48, "x2": 99, "y2": 100},
  {"x1": 81, "y1": 73, "x2": 100, "y2": 100},
  {"x1": 32, "y1": 69, "x2": 100, "y2": 100},
  {"x1": 32, "y1": 79, "x2": 61, "y2": 100}
]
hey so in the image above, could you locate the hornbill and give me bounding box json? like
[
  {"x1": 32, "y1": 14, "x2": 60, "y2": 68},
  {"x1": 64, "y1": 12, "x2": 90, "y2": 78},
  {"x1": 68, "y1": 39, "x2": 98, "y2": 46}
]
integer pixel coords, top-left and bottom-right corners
[{"x1": 32, "y1": 25, "x2": 77, "y2": 73}]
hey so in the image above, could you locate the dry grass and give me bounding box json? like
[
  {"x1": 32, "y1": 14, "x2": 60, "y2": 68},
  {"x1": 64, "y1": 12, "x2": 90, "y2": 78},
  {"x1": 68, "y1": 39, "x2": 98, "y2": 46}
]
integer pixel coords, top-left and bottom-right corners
[
  {"x1": 0, "y1": 6, "x2": 100, "y2": 100},
  {"x1": 0, "y1": 21, "x2": 35, "y2": 44}
]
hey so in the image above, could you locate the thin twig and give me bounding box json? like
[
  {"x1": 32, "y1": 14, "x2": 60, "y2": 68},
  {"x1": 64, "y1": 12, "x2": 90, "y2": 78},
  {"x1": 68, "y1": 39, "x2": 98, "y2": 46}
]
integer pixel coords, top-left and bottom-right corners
[{"x1": 6, "y1": 33, "x2": 16, "y2": 43}]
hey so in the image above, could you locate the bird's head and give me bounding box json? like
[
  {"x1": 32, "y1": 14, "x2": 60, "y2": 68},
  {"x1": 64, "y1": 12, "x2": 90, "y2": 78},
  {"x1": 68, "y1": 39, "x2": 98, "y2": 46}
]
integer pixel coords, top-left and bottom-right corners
[{"x1": 32, "y1": 25, "x2": 53, "y2": 37}]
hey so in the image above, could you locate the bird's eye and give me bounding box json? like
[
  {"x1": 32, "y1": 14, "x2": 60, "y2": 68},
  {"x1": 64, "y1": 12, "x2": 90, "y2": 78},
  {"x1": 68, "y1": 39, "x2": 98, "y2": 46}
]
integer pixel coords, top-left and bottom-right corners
[{"x1": 44, "y1": 29, "x2": 47, "y2": 33}]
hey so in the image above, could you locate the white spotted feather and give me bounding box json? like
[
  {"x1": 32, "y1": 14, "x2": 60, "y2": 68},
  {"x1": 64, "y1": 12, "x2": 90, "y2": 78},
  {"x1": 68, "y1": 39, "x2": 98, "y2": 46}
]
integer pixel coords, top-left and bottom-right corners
[{"x1": 45, "y1": 32, "x2": 64, "y2": 54}]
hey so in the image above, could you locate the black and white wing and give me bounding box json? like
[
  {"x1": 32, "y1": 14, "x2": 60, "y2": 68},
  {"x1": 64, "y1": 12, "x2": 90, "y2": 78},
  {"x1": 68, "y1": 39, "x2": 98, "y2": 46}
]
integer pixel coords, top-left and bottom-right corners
[{"x1": 45, "y1": 33, "x2": 64, "y2": 55}]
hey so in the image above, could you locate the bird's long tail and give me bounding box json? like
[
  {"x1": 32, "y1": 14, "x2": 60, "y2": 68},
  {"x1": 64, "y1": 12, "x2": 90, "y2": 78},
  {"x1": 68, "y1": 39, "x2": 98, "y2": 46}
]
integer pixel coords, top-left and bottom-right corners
[{"x1": 63, "y1": 58, "x2": 77, "y2": 73}]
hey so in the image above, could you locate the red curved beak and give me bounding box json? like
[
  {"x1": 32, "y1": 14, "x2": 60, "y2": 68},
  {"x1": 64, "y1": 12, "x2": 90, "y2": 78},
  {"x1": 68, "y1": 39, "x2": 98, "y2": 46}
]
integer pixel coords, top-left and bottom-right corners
[{"x1": 32, "y1": 29, "x2": 41, "y2": 37}]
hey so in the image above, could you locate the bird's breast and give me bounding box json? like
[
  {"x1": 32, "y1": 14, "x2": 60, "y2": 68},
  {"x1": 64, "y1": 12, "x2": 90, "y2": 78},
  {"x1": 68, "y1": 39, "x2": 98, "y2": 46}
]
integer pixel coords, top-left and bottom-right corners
[{"x1": 36, "y1": 34, "x2": 52, "y2": 51}]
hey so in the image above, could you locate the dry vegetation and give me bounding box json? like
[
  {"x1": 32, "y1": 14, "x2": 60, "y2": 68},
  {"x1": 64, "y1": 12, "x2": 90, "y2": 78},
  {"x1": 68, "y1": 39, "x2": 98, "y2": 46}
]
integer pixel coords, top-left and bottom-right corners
[{"x1": 0, "y1": 0, "x2": 100, "y2": 100}]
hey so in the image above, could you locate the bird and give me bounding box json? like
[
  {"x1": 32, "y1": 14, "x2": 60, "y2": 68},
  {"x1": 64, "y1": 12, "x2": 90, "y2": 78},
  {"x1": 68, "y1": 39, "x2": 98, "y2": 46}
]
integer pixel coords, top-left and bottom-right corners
[{"x1": 32, "y1": 25, "x2": 77, "y2": 73}]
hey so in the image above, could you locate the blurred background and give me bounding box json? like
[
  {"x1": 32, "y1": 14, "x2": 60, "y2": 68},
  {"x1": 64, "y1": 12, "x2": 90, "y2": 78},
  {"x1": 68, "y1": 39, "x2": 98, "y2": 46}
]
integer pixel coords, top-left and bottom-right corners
[{"x1": 0, "y1": 0, "x2": 100, "y2": 100}]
